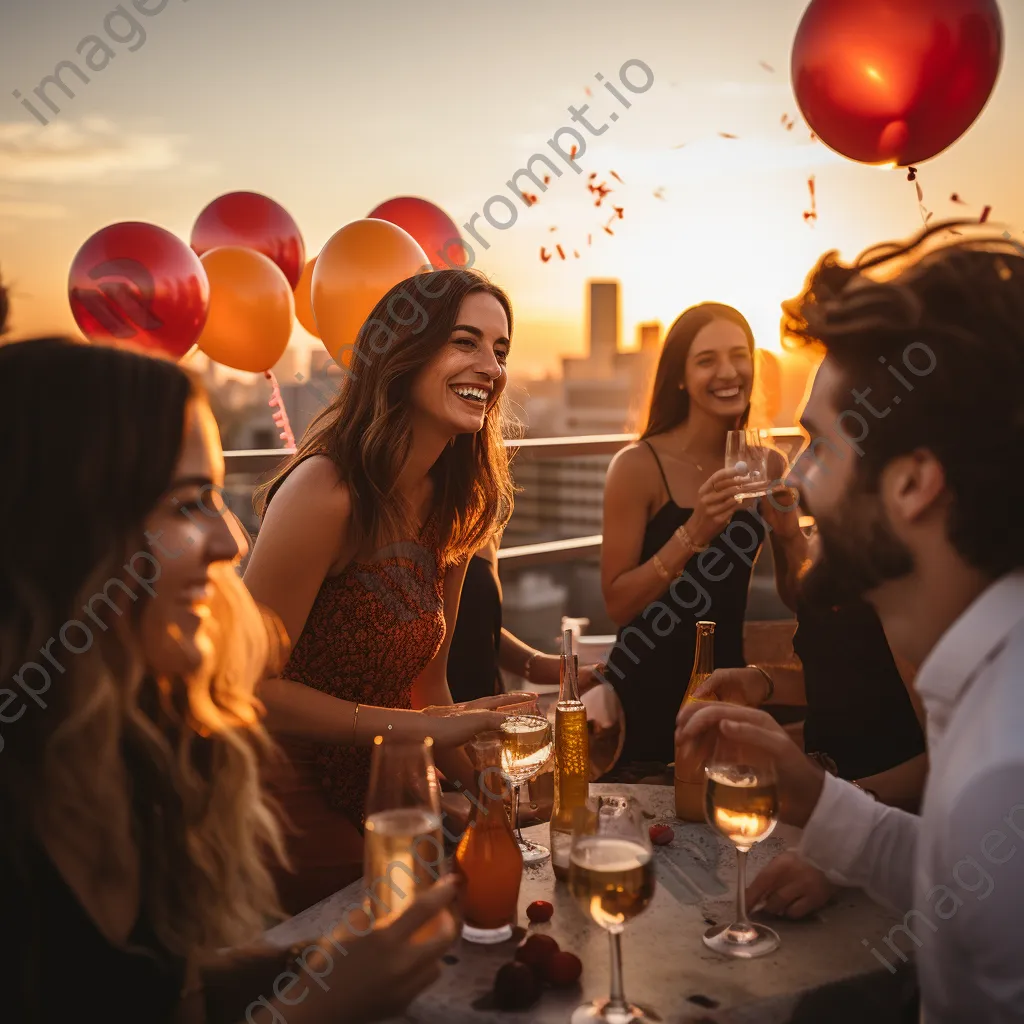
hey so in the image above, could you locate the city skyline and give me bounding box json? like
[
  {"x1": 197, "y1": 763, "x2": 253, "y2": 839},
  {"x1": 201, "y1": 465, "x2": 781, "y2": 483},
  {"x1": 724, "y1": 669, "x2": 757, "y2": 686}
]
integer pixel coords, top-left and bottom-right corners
[{"x1": 1, "y1": 0, "x2": 1022, "y2": 376}]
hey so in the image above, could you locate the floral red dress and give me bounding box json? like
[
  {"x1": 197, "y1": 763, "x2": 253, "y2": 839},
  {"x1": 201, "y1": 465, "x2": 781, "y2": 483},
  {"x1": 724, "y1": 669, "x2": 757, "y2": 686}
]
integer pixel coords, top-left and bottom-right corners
[{"x1": 266, "y1": 525, "x2": 447, "y2": 914}]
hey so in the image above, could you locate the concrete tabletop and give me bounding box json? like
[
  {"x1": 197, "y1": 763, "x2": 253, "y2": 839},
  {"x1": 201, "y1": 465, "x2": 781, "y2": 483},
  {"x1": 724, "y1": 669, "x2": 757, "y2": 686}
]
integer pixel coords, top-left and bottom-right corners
[{"x1": 264, "y1": 784, "x2": 913, "y2": 1024}]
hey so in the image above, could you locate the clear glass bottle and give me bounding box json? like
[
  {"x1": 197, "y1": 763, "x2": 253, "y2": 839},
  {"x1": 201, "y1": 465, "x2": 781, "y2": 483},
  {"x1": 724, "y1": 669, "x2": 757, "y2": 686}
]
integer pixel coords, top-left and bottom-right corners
[
  {"x1": 674, "y1": 620, "x2": 718, "y2": 822},
  {"x1": 550, "y1": 628, "x2": 590, "y2": 882}
]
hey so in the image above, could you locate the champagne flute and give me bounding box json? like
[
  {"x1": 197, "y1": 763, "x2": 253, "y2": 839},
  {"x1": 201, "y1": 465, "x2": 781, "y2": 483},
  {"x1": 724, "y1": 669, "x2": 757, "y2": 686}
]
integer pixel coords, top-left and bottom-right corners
[
  {"x1": 498, "y1": 698, "x2": 554, "y2": 865},
  {"x1": 569, "y1": 795, "x2": 657, "y2": 1024},
  {"x1": 363, "y1": 736, "x2": 446, "y2": 930},
  {"x1": 725, "y1": 429, "x2": 771, "y2": 500},
  {"x1": 702, "y1": 731, "x2": 780, "y2": 958}
]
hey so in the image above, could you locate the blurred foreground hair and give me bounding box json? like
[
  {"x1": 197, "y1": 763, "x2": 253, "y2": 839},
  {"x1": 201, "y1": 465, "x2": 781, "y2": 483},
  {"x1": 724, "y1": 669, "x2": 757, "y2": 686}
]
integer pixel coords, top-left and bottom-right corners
[{"x1": 0, "y1": 338, "x2": 287, "y2": 966}]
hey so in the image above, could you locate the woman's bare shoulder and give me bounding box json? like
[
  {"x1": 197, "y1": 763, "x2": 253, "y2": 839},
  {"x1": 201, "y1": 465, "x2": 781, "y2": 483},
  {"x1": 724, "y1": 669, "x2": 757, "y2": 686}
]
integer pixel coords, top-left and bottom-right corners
[{"x1": 269, "y1": 455, "x2": 351, "y2": 522}]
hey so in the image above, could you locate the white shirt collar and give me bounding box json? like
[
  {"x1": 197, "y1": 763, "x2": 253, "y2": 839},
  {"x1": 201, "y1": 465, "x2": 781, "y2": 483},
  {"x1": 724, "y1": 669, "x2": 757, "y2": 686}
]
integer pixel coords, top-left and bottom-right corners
[{"x1": 915, "y1": 569, "x2": 1024, "y2": 729}]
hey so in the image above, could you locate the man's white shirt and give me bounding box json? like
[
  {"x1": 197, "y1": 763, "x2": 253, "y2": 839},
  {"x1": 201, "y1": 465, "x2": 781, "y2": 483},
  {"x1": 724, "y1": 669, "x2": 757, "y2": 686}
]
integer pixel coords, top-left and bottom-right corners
[{"x1": 798, "y1": 570, "x2": 1024, "y2": 1023}]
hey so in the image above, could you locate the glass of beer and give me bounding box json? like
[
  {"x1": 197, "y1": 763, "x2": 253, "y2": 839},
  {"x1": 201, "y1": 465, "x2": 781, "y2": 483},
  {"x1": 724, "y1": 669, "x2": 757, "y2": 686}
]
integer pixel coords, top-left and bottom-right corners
[
  {"x1": 702, "y1": 732, "x2": 780, "y2": 958},
  {"x1": 499, "y1": 698, "x2": 554, "y2": 865},
  {"x1": 362, "y1": 735, "x2": 446, "y2": 933},
  {"x1": 568, "y1": 795, "x2": 657, "y2": 1023}
]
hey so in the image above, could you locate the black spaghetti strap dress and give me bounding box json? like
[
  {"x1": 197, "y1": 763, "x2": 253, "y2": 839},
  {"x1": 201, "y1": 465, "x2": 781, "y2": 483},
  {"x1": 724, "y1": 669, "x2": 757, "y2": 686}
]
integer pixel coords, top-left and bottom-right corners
[{"x1": 605, "y1": 442, "x2": 766, "y2": 765}]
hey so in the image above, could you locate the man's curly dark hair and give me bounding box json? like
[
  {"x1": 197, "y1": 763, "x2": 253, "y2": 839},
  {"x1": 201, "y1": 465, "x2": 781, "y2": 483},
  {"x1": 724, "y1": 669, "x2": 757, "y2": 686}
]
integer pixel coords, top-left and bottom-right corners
[{"x1": 783, "y1": 219, "x2": 1024, "y2": 580}]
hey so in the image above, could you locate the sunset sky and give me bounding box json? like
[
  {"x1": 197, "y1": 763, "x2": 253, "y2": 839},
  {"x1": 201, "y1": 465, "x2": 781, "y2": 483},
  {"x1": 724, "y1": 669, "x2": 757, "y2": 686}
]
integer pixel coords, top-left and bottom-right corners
[{"x1": 1, "y1": 0, "x2": 1022, "y2": 377}]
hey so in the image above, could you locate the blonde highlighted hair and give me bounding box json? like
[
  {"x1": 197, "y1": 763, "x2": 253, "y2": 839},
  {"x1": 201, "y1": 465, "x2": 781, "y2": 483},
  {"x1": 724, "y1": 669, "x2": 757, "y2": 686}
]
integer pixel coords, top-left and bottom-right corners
[{"x1": 0, "y1": 338, "x2": 286, "y2": 961}]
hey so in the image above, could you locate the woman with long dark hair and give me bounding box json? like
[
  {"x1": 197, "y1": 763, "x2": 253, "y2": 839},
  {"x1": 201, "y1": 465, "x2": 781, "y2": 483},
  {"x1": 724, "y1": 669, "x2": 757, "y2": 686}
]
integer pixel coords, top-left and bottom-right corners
[
  {"x1": 600, "y1": 303, "x2": 786, "y2": 766},
  {"x1": 245, "y1": 268, "x2": 517, "y2": 913},
  {"x1": 0, "y1": 337, "x2": 459, "y2": 1024}
]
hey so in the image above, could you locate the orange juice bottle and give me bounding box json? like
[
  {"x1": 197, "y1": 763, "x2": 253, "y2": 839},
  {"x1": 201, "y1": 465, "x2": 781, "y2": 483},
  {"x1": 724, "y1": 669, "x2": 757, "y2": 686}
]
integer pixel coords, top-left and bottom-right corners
[{"x1": 674, "y1": 621, "x2": 717, "y2": 822}]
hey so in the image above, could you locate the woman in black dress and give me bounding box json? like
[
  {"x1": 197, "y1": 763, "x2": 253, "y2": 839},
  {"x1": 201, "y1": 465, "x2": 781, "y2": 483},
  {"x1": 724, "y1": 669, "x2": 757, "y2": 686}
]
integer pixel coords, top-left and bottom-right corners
[
  {"x1": 600, "y1": 303, "x2": 787, "y2": 767},
  {"x1": 448, "y1": 534, "x2": 601, "y2": 701}
]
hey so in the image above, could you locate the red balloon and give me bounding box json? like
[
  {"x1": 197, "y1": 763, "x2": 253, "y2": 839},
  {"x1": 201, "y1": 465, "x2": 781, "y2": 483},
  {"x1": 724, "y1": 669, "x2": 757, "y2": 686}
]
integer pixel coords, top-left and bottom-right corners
[
  {"x1": 191, "y1": 191, "x2": 305, "y2": 288},
  {"x1": 367, "y1": 196, "x2": 469, "y2": 270},
  {"x1": 68, "y1": 222, "x2": 210, "y2": 360},
  {"x1": 792, "y1": 0, "x2": 1003, "y2": 166}
]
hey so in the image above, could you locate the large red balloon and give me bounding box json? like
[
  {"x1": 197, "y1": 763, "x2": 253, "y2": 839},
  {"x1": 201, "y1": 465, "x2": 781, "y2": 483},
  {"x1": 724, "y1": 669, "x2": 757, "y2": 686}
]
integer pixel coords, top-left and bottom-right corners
[
  {"x1": 69, "y1": 222, "x2": 210, "y2": 360},
  {"x1": 792, "y1": 0, "x2": 1003, "y2": 166},
  {"x1": 367, "y1": 196, "x2": 469, "y2": 270},
  {"x1": 191, "y1": 191, "x2": 305, "y2": 288}
]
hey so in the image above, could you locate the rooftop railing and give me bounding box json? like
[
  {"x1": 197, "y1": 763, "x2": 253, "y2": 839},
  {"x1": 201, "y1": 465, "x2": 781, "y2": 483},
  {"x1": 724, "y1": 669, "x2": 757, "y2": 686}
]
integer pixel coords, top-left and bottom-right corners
[{"x1": 224, "y1": 428, "x2": 806, "y2": 566}]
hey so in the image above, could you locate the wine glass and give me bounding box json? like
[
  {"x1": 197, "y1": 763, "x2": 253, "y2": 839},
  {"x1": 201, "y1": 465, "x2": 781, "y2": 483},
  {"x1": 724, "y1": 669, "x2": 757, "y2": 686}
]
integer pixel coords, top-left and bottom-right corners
[
  {"x1": 498, "y1": 697, "x2": 554, "y2": 865},
  {"x1": 725, "y1": 429, "x2": 771, "y2": 500},
  {"x1": 363, "y1": 736, "x2": 446, "y2": 930},
  {"x1": 568, "y1": 795, "x2": 657, "y2": 1024},
  {"x1": 702, "y1": 731, "x2": 780, "y2": 958}
]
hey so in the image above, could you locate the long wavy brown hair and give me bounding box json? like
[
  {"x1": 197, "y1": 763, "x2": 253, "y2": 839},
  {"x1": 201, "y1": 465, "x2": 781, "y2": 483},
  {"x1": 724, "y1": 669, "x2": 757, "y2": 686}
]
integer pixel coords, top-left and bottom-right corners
[
  {"x1": 255, "y1": 269, "x2": 517, "y2": 564},
  {"x1": 639, "y1": 302, "x2": 755, "y2": 440},
  {"x1": 0, "y1": 339, "x2": 286, "y2": 979}
]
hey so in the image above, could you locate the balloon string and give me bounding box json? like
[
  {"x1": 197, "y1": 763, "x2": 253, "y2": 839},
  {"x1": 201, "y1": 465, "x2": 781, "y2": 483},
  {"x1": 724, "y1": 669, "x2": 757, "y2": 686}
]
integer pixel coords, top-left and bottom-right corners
[{"x1": 264, "y1": 370, "x2": 296, "y2": 449}]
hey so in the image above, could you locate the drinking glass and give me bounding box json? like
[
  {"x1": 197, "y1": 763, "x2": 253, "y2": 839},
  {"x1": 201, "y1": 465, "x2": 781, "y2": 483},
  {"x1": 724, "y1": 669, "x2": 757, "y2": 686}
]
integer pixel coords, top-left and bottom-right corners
[
  {"x1": 725, "y1": 429, "x2": 770, "y2": 500},
  {"x1": 568, "y1": 795, "x2": 657, "y2": 1024},
  {"x1": 499, "y1": 698, "x2": 554, "y2": 864},
  {"x1": 702, "y1": 731, "x2": 780, "y2": 958},
  {"x1": 363, "y1": 736, "x2": 446, "y2": 930}
]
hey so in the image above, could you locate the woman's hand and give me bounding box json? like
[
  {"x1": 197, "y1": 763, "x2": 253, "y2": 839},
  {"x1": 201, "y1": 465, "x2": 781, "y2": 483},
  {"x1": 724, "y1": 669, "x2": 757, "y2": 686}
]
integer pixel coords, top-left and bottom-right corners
[
  {"x1": 326, "y1": 877, "x2": 460, "y2": 1023},
  {"x1": 674, "y1": 703, "x2": 826, "y2": 827},
  {"x1": 748, "y1": 851, "x2": 839, "y2": 920},
  {"x1": 429, "y1": 709, "x2": 508, "y2": 747},
  {"x1": 692, "y1": 667, "x2": 770, "y2": 706},
  {"x1": 579, "y1": 663, "x2": 603, "y2": 694},
  {"x1": 758, "y1": 486, "x2": 803, "y2": 542},
  {"x1": 685, "y1": 468, "x2": 748, "y2": 549}
]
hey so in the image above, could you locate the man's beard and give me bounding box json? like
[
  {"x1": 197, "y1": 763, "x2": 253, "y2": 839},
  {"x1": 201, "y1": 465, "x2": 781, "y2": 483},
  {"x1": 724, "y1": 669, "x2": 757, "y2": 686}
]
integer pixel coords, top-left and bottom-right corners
[{"x1": 798, "y1": 490, "x2": 915, "y2": 610}]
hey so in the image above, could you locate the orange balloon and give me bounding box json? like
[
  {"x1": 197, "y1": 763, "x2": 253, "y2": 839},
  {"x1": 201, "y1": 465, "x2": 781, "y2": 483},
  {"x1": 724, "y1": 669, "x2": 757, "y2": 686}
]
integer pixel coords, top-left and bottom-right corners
[
  {"x1": 197, "y1": 246, "x2": 294, "y2": 373},
  {"x1": 312, "y1": 219, "x2": 429, "y2": 365},
  {"x1": 294, "y1": 256, "x2": 320, "y2": 339}
]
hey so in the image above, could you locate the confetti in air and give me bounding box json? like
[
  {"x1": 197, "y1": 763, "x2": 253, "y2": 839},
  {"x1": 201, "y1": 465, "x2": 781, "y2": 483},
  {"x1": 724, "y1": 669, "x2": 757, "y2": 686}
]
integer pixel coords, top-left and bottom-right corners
[
  {"x1": 759, "y1": 60, "x2": 776, "y2": 73},
  {"x1": 803, "y1": 175, "x2": 818, "y2": 225},
  {"x1": 781, "y1": 114, "x2": 796, "y2": 131},
  {"x1": 980, "y1": 205, "x2": 993, "y2": 224},
  {"x1": 610, "y1": 170, "x2": 624, "y2": 183},
  {"x1": 653, "y1": 188, "x2": 666, "y2": 200},
  {"x1": 718, "y1": 132, "x2": 739, "y2": 139},
  {"x1": 540, "y1": 247, "x2": 552, "y2": 263},
  {"x1": 556, "y1": 244, "x2": 566, "y2": 260}
]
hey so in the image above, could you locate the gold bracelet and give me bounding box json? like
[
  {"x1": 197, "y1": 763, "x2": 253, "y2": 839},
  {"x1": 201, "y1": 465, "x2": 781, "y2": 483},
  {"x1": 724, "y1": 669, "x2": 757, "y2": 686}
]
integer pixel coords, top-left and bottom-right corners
[
  {"x1": 675, "y1": 523, "x2": 709, "y2": 555},
  {"x1": 651, "y1": 553, "x2": 672, "y2": 582},
  {"x1": 350, "y1": 702, "x2": 361, "y2": 746},
  {"x1": 747, "y1": 664, "x2": 775, "y2": 703}
]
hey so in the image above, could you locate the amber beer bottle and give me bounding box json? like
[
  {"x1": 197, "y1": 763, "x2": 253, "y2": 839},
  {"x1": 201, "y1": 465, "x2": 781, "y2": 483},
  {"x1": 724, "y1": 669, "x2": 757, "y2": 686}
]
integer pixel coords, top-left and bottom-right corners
[
  {"x1": 549, "y1": 629, "x2": 590, "y2": 881},
  {"x1": 674, "y1": 621, "x2": 718, "y2": 822}
]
